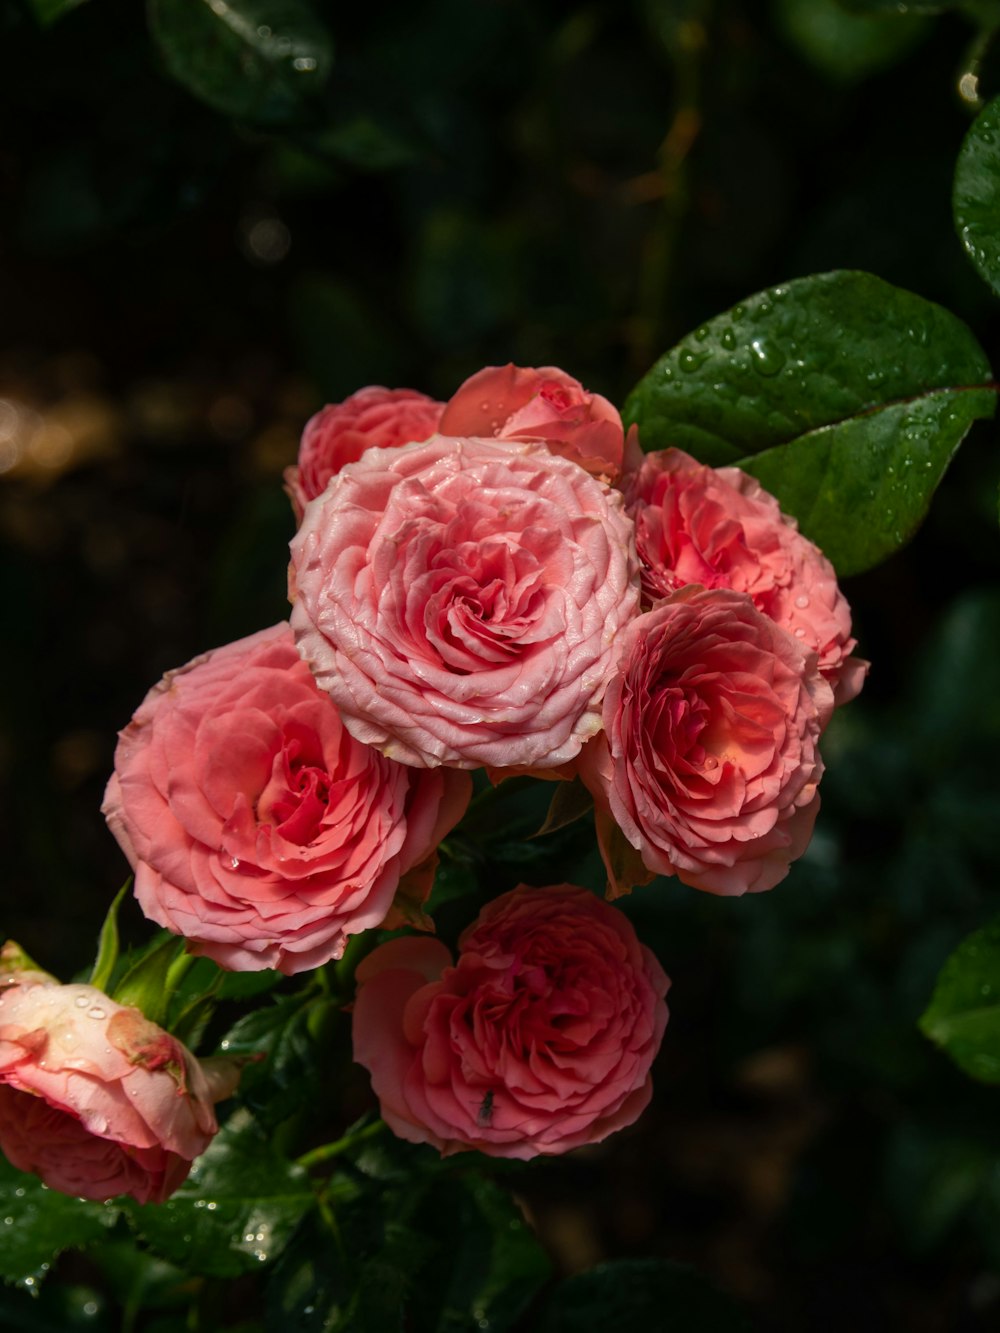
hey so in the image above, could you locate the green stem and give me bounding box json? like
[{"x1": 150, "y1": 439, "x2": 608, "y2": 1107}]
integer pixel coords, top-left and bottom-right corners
[{"x1": 296, "y1": 1119, "x2": 385, "y2": 1171}]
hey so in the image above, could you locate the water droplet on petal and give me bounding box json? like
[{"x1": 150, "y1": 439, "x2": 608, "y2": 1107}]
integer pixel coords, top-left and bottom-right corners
[
  {"x1": 794, "y1": 594, "x2": 810, "y2": 609},
  {"x1": 74, "y1": 995, "x2": 89, "y2": 1008},
  {"x1": 88, "y1": 1006, "x2": 106, "y2": 1019},
  {"x1": 704, "y1": 756, "x2": 718, "y2": 770}
]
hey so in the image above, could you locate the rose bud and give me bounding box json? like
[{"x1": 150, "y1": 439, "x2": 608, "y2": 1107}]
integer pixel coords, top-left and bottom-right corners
[
  {"x1": 284, "y1": 387, "x2": 444, "y2": 523},
  {"x1": 103, "y1": 623, "x2": 471, "y2": 974},
  {"x1": 579, "y1": 585, "x2": 834, "y2": 897},
  {"x1": 439, "y1": 363, "x2": 625, "y2": 482},
  {"x1": 624, "y1": 447, "x2": 867, "y2": 706},
  {"x1": 289, "y1": 434, "x2": 640, "y2": 771},
  {"x1": 0, "y1": 974, "x2": 238, "y2": 1204},
  {"x1": 352, "y1": 884, "x2": 669, "y2": 1158}
]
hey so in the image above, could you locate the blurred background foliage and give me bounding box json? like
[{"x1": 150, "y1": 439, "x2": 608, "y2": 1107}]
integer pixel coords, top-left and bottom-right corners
[{"x1": 2, "y1": 0, "x2": 1000, "y2": 1328}]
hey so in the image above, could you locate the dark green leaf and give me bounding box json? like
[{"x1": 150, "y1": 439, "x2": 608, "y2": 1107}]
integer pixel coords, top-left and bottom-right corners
[
  {"x1": 218, "y1": 990, "x2": 338, "y2": 1129},
  {"x1": 533, "y1": 778, "x2": 594, "y2": 838},
  {"x1": 0, "y1": 1156, "x2": 119, "y2": 1285},
  {"x1": 409, "y1": 1175, "x2": 551, "y2": 1333},
  {"x1": 954, "y1": 93, "x2": 1000, "y2": 297},
  {"x1": 537, "y1": 1258, "x2": 750, "y2": 1333},
  {"x1": 126, "y1": 1110, "x2": 314, "y2": 1278},
  {"x1": 920, "y1": 916, "x2": 1000, "y2": 1082},
  {"x1": 88, "y1": 883, "x2": 129, "y2": 994},
  {"x1": 28, "y1": 0, "x2": 88, "y2": 25},
  {"x1": 741, "y1": 386, "x2": 995, "y2": 574},
  {"x1": 624, "y1": 271, "x2": 994, "y2": 573},
  {"x1": 833, "y1": 0, "x2": 956, "y2": 12},
  {"x1": 775, "y1": 0, "x2": 930, "y2": 82},
  {"x1": 147, "y1": 0, "x2": 332, "y2": 126}
]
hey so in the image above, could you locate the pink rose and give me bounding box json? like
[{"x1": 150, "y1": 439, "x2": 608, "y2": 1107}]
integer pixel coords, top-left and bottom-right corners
[
  {"x1": 579, "y1": 586, "x2": 834, "y2": 897},
  {"x1": 624, "y1": 448, "x2": 867, "y2": 706},
  {"x1": 0, "y1": 977, "x2": 237, "y2": 1203},
  {"x1": 439, "y1": 364, "x2": 625, "y2": 482},
  {"x1": 289, "y1": 434, "x2": 640, "y2": 770},
  {"x1": 284, "y1": 387, "x2": 445, "y2": 522},
  {"x1": 352, "y1": 884, "x2": 669, "y2": 1158},
  {"x1": 103, "y1": 623, "x2": 470, "y2": 974}
]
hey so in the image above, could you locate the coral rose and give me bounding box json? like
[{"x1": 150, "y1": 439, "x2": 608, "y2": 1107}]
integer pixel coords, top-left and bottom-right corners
[
  {"x1": 285, "y1": 386, "x2": 444, "y2": 522},
  {"x1": 624, "y1": 447, "x2": 867, "y2": 706},
  {"x1": 0, "y1": 975, "x2": 237, "y2": 1203},
  {"x1": 103, "y1": 623, "x2": 470, "y2": 974},
  {"x1": 352, "y1": 884, "x2": 669, "y2": 1158},
  {"x1": 439, "y1": 363, "x2": 625, "y2": 482},
  {"x1": 579, "y1": 586, "x2": 834, "y2": 897},
  {"x1": 289, "y1": 434, "x2": 640, "y2": 770}
]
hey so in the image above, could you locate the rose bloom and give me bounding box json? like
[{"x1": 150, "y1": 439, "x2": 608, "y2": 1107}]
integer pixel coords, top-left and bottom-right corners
[
  {"x1": 103, "y1": 623, "x2": 470, "y2": 974},
  {"x1": 352, "y1": 884, "x2": 669, "y2": 1158},
  {"x1": 625, "y1": 447, "x2": 867, "y2": 706},
  {"x1": 284, "y1": 386, "x2": 445, "y2": 522},
  {"x1": 0, "y1": 977, "x2": 237, "y2": 1203},
  {"x1": 289, "y1": 434, "x2": 640, "y2": 771},
  {"x1": 439, "y1": 363, "x2": 625, "y2": 482},
  {"x1": 579, "y1": 586, "x2": 834, "y2": 897}
]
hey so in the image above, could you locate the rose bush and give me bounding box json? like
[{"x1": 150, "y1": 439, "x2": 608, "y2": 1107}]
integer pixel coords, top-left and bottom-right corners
[
  {"x1": 439, "y1": 363, "x2": 626, "y2": 481},
  {"x1": 624, "y1": 447, "x2": 867, "y2": 705},
  {"x1": 103, "y1": 623, "x2": 470, "y2": 974},
  {"x1": 0, "y1": 974, "x2": 237, "y2": 1204},
  {"x1": 289, "y1": 434, "x2": 640, "y2": 770},
  {"x1": 579, "y1": 585, "x2": 834, "y2": 896},
  {"x1": 352, "y1": 883, "x2": 669, "y2": 1158},
  {"x1": 284, "y1": 386, "x2": 445, "y2": 522}
]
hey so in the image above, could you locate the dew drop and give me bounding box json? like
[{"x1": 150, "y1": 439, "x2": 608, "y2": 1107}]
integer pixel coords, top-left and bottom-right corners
[
  {"x1": 74, "y1": 995, "x2": 90, "y2": 1009},
  {"x1": 794, "y1": 594, "x2": 810, "y2": 609},
  {"x1": 3, "y1": 1216, "x2": 13, "y2": 1225},
  {"x1": 704, "y1": 756, "x2": 718, "y2": 770},
  {"x1": 694, "y1": 324, "x2": 710, "y2": 342},
  {"x1": 720, "y1": 327, "x2": 736, "y2": 351},
  {"x1": 229, "y1": 856, "x2": 240, "y2": 870},
  {"x1": 749, "y1": 337, "x2": 785, "y2": 376},
  {"x1": 87, "y1": 1006, "x2": 106, "y2": 1019},
  {"x1": 794, "y1": 627, "x2": 806, "y2": 638},
  {"x1": 678, "y1": 347, "x2": 708, "y2": 373}
]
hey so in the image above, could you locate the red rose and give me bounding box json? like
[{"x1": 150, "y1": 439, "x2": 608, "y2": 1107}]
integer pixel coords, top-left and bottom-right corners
[
  {"x1": 352, "y1": 884, "x2": 669, "y2": 1158},
  {"x1": 440, "y1": 363, "x2": 625, "y2": 482},
  {"x1": 625, "y1": 448, "x2": 867, "y2": 705},
  {"x1": 103, "y1": 623, "x2": 470, "y2": 974},
  {"x1": 580, "y1": 586, "x2": 834, "y2": 896},
  {"x1": 285, "y1": 386, "x2": 444, "y2": 522},
  {"x1": 0, "y1": 977, "x2": 237, "y2": 1203}
]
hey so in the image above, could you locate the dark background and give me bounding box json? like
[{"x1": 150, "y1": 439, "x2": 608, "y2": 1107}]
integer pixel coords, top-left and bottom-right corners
[{"x1": 2, "y1": 0, "x2": 1000, "y2": 1328}]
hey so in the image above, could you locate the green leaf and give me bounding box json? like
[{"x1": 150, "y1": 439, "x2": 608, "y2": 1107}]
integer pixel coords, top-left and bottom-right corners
[
  {"x1": 533, "y1": 778, "x2": 594, "y2": 838},
  {"x1": 742, "y1": 386, "x2": 995, "y2": 575},
  {"x1": 218, "y1": 991, "x2": 339, "y2": 1129},
  {"x1": 775, "y1": 0, "x2": 930, "y2": 82},
  {"x1": 28, "y1": 0, "x2": 89, "y2": 25},
  {"x1": 0, "y1": 1156, "x2": 119, "y2": 1285},
  {"x1": 919, "y1": 916, "x2": 1000, "y2": 1082},
  {"x1": 537, "y1": 1258, "x2": 750, "y2": 1332},
  {"x1": 88, "y1": 882, "x2": 129, "y2": 993},
  {"x1": 125, "y1": 1110, "x2": 314, "y2": 1278},
  {"x1": 147, "y1": 0, "x2": 332, "y2": 127},
  {"x1": 624, "y1": 271, "x2": 995, "y2": 574},
  {"x1": 111, "y1": 932, "x2": 185, "y2": 1026},
  {"x1": 408, "y1": 1175, "x2": 551, "y2": 1333},
  {"x1": 954, "y1": 93, "x2": 1000, "y2": 297}
]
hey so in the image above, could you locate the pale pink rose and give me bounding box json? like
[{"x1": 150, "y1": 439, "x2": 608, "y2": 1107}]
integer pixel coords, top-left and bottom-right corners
[
  {"x1": 0, "y1": 978, "x2": 238, "y2": 1203},
  {"x1": 284, "y1": 387, "x2": 445, "y2": 522},
  {"x1": 352, "y1": 884, "x2": 669, "y2": 1158},
  {"x1": 579, "y1": 586, "x2": 834, "y2": 897},
  {"x1": 103, "y1": 623, "x2": 470, "y2": 975},
  {"x1": 439, "y1": 364, "x2": 625, "y2": 482},
  {"x1": 625, "y1": 448, "x2": 867, "y2": 706},
  {"x1": 289, "y1": 434, "x2": 640, "y2": 771}
]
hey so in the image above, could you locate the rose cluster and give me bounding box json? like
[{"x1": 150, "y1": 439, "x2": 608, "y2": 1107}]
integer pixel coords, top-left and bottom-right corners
[{"x1": 2, "y1": 357, "x2": 866, "y2": 1203}]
